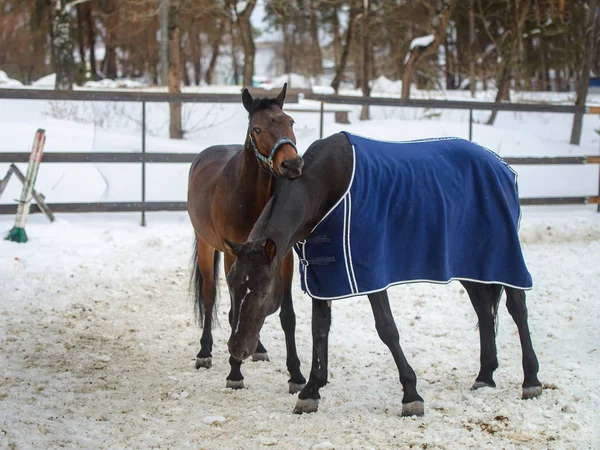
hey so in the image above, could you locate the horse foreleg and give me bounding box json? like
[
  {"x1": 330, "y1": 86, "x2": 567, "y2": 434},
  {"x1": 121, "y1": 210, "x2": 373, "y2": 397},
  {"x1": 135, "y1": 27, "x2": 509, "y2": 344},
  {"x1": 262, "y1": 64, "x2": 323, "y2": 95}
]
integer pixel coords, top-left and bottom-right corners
[
  {"x1": 194, "y1": 239, "x2": 218, "y2": 369},
  {"x1": 462, "y1": 281, "x2": 502, "y2": 390},
  {"x1": 505, "y1": 287, "x2": 542, "y2": 399},
  {"x1": 294, "y1": 299, "x2": 331, "y2": 414},
  {"x1": 223, "y1": 251, "x2": 246, "y2": 388},
  {"x1": 368, "y1": 290, "x2": 424, "y2": 417},
  {"x1": 280, "y1": 251, "x2": 306, "y2": 394}
]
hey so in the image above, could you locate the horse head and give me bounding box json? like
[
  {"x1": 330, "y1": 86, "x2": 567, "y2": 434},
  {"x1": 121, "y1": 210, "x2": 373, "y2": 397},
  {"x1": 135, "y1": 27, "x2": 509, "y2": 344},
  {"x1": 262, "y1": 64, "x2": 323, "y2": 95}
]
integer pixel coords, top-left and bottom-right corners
[
  {"x1": 242, "y1": 83, "x2": 304, "y2": 179},
  {"x1": 224, "y1": 237, "x2": 284, "y2": 360}
]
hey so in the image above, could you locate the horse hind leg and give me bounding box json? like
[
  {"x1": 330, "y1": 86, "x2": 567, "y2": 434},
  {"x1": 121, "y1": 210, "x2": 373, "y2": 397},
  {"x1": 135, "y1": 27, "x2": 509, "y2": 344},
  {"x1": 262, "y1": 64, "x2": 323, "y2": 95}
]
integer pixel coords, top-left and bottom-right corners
[
  {"x1": 192, "y1": 237, "x2": 220, "y2": 369},
  {"x1": 505, "y1": 287, "x2": 542, "y2": 399},
  {"x1": 368, "y1": 291, "x2": 424, "y2": 417},
  {"x1": 462, "y1": 281, "x2": 503, "y2": 390}
]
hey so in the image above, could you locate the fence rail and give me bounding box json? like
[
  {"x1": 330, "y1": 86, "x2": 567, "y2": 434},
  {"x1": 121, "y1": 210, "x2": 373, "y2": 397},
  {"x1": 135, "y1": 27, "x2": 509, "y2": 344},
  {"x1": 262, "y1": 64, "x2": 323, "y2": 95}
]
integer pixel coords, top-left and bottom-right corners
[
  {"x1": 1, "y1": 153, "x2": 599, "y2": 217},
  {"x1": 1, "y1": 89, "x2": 599, "y2": 221},
  {"x1": 304, "y1": 93, "x2": 588, "y2": 114},
  {"x1": 2, "y1": 152, "x2": 600, "y2": 166},
  {"x1": 0, "y1": 88, "x2": 302, "y2": 103}
]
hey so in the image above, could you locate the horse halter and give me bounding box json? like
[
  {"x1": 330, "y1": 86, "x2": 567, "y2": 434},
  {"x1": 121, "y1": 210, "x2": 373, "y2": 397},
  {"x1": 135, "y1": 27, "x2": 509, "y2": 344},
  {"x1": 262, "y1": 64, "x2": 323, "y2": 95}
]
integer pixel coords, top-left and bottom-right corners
[{"x1": 248, "y1": 131, "x2": 298, "y2": 178}]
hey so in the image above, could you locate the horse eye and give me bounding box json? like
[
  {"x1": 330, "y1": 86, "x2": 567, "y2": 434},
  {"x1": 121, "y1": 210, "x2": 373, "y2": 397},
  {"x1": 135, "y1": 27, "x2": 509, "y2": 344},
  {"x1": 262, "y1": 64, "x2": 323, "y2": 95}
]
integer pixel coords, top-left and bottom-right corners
[
  {"x1": 290, "y1": 120, "x2": 295, "y2": 127},
  {"x1": 253, "y1": 127, "x2": 262, "y2": 135}
]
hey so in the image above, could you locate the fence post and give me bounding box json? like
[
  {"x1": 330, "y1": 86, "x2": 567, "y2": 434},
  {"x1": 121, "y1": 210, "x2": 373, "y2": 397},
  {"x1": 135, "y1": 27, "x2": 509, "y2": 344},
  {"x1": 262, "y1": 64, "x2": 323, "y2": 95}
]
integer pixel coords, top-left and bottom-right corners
[
  {"x1": 141, "y1": 101, "x2": 147, "y2": 226},
  {"x1": 319, "y1": 102, "x2": 324, "y2": 139},
  {"x1": 468, "y1": 109, "x2": 473, "y2": 141}
]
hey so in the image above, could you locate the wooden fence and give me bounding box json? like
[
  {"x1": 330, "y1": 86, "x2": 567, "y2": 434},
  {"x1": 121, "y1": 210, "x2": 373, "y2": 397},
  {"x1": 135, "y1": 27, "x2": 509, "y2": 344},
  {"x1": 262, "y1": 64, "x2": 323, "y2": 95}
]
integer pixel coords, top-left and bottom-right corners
[{"x1": 1, "y1": 89, "x2": 599, "y2": 225}]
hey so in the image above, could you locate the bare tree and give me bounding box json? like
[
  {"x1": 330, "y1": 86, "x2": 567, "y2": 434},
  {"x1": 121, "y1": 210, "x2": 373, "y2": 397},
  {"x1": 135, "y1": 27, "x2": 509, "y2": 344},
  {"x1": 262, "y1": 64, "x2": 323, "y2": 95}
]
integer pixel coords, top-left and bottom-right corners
[
  {"x1": 479, "y1": 0, "x2": 531, "y2": 125},
  {"x1": 570, "y1": 0, "x2": 599, "y2": 145},
  {"x1": 230, "y1": 0, "x2": 257, "y2": 87},
  {"x1": 401, "y1": 0, "x2": 456, "y2": 99},
  {"x1": 168, "y1": 4, "x2": 183, "y2": 138},
  {"x1": 331, "y1": 1, "x2": 359, "y2": 93},
  {"x1": 360, "y1": 0, "x2": 370, "y2": 120}
]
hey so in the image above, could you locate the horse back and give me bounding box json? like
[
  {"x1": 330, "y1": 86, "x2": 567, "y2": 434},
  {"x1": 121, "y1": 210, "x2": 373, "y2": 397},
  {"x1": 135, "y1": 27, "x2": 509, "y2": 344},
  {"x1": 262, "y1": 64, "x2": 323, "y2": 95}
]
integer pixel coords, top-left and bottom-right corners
[{"x1": 189, "y1": 144, "x2": 243, "y2": 181}]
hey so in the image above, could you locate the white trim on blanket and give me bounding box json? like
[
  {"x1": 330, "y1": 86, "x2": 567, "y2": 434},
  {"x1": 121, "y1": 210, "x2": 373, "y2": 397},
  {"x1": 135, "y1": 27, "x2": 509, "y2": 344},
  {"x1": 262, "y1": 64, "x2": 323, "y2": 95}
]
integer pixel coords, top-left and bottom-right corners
[
  {"x1": 341, "y1": 198, "x2": 355, "y2": 294},
  {"x1": 346, "y1": 191, "x2": 359, "y2": 293},
  {"x1": 304, "y1": 276, "x2": 533, "y2": 301},
  {"x1": 309, "y1": 144, "x2": 357, "y2": 233}
]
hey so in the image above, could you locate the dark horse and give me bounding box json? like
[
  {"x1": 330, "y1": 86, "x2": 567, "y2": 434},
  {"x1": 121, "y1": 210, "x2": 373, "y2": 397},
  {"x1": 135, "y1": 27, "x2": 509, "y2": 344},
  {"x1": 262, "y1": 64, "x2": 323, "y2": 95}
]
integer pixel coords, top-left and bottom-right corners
[
  {"x1": 224, "y1": 132, "x2": 542, "y2": 416},
  {"x1": 187, "y1": 84, "x2": 306, "y2": 392}
]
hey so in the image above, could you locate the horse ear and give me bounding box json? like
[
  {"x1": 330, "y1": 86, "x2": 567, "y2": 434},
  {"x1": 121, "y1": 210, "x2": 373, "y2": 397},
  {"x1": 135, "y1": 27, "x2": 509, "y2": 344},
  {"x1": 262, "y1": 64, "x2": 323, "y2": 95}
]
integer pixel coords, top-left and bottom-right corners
[
  {"x1": 275, "y1": 83, "x2": 287, "y2": 108},
  {"x1": 264, "y1": 238, "x2": 277, "y2": 263},
  {"x1": 224, "y1": 238, "x2": 243, "y2": 256},
  {"x1": 242, "y1": 88, "x2": 254, "y2": 114}
]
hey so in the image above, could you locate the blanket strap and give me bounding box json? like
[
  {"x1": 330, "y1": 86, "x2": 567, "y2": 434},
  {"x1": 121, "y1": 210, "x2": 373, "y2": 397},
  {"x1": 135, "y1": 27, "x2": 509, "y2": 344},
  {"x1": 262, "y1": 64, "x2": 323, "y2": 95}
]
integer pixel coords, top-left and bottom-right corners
[{"x1": 305, "y1": 256, "x2": 336, "y2": 266}]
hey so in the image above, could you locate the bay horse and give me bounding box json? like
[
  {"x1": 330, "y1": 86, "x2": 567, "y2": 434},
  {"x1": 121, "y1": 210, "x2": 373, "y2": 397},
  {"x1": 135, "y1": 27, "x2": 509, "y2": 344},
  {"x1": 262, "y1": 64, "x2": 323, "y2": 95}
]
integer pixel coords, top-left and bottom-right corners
[
  {"x1": 187, "y1": 84, "x2": 306, "y2": 392},
  {"x1": 224, "y1": 132, "x2": 542, "y2": 416}
]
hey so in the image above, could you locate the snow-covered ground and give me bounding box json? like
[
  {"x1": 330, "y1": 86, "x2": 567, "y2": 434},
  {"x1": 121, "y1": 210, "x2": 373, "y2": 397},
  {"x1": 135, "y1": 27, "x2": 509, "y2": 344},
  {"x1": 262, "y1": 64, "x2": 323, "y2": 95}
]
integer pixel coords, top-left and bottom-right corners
[
  {"x1": 1, "y1": 83, "x2": 600, "y2": 448},
  {"x1": 1, "y1": 207, "x2": 599, "y2": 449}
]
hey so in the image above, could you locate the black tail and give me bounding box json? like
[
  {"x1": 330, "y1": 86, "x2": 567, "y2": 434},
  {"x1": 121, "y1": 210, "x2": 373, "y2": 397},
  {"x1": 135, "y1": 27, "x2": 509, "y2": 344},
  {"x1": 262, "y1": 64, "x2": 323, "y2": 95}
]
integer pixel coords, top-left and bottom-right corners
[
  {"x1": 191, "y1": 237, "x2": 221, "y2": 328},
  {"x1": 492, "y1": 285, "x2": 504, "y2": 334}
]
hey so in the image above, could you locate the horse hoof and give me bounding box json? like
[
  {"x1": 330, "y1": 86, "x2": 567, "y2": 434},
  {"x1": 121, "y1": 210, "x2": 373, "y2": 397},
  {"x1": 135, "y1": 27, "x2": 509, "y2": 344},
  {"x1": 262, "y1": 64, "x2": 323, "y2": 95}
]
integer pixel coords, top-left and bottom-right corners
[
  {"x1": 522, "y1": 385, "x2": 543, "y2": 399},
  {"x1": 195, "y1": 357, "x2": 212, "y2": 369},
  {"x1": 471, "y1": 380, "x2": 495, "y2": 390},
  {"x1": 402, "y1": 401, "x2": 424, "y2": 417},
  {"x1": 288, "y1": 382, "x2": 306, "y2": 394},
  {"x1": 251, "y1": 352, "x2": 270, "y2": 362},
  {"x1": 293, "y1": 398, "x2": 319, "y2": 414},
  {"x1": 226, "y1": 380, "x2": 245, "y2": 390}
]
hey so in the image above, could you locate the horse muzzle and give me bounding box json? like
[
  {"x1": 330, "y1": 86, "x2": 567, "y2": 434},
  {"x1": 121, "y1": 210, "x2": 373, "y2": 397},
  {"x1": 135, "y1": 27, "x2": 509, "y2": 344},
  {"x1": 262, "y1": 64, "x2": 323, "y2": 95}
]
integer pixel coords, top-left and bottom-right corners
[
  {"x1": 279, "y1": 156, "x2": 304, "y2": 179},
  {"x1": 228, "y1": 334, "x2": 259, "y2": 361}
]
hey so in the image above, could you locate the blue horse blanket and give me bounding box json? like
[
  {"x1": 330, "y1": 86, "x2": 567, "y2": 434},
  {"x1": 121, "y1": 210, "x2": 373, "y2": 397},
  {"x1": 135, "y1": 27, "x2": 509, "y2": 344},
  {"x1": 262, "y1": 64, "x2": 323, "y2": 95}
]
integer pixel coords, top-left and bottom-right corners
[{"x1": 294, "y1": 132, "x2": 532, "y2": 301}]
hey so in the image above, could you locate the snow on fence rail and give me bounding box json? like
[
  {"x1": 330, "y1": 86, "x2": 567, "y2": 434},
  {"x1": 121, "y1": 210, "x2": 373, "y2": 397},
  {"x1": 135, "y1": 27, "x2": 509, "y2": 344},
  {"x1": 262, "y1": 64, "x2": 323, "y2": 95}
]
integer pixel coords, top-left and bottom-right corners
[{"x1": 1, "y1": 89, "x2": 599, "y2": 224}]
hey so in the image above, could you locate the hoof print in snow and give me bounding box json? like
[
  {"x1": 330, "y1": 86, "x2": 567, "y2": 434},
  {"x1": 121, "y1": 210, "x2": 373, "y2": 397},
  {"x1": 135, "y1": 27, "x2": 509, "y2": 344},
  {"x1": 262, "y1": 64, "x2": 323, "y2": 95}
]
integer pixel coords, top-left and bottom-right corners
[{"x1": 202, "y1": 415, "x2": 226, "y2": 426}]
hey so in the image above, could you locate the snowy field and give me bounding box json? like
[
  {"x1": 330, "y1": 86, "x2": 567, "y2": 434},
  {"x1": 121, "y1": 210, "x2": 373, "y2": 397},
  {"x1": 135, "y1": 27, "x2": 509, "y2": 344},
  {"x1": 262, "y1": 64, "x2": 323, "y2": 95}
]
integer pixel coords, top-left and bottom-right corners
[
  {"x1": 1, "y1": 207, "x2": 599, "y2": 449},
  {"x1": 1, "y1": 82, "x2": 600, "y2": 448}
]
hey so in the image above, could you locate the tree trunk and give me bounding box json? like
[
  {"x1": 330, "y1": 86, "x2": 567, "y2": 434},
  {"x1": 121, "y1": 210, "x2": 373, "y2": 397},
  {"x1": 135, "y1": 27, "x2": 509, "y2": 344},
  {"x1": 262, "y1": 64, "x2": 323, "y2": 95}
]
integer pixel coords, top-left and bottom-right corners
[
  {"x1": 486, "y1": 60, "x2": 511, "y2": 125},
  {"x1": 360, "y1": 0, "x2": 370, "y2": 121},
  {"x1": 205, "y1": 26, "x2": 223, "y2": 85},
  {"x1": 236, "y1": 0, "x2": 257, "y2": 87},
  {"x1": 190, "y1": 23, "x2": 202, "y2": 86},
  {"x1": 309, "y1": 0, "x2": 323, "y2": 77},
  {"x1": 169, "y1": 20, "x2": 183, "y2": 139},
  {"x1": 469, "y1": 0, "x2": 476, "y2": 97},
  {"x1": 84, "y1": 3, "x2": 97, "y2": 79},
  {"x1": 283, "y1": 23, "x2": 294, "y2": 74},
  {"x1": 401, "y1": 0, "x2": 456, "y2": 99},
  {"x1": 102, "y1": 1, "x2": 118, "y2": 80},
  {"x1": 401, "y1": 50, "x2": 417, "y2": 99},
  {"x1": 444, "y1": 36, "x2": 452, "y2": 90},
  {"x1": 76, "y1": 5, "x2": 86, "y2": 65},
  {"x1": 331, "y1": 5, "x2": 342, "y2": 66},
  {"x1": 570, "y1": 0, "x2": 599, "y2": 145},
  {"x1": 331, "y1": 3, "x2": 357, "y2": 93},
  {"x1": 53, "y1": 0, "x2": 75, "y2": 90}
]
